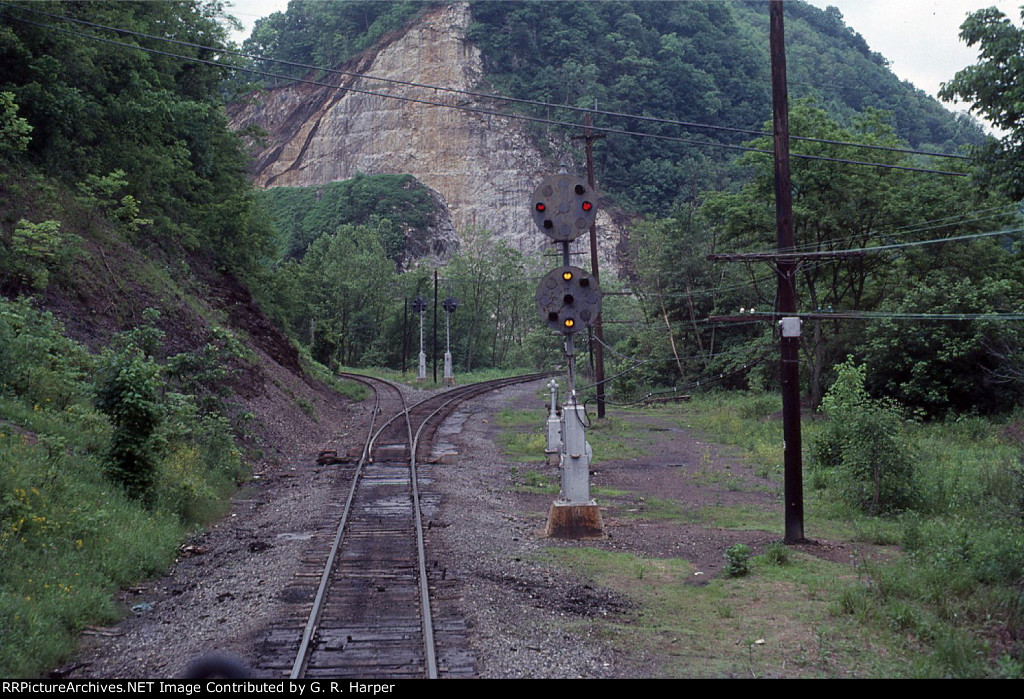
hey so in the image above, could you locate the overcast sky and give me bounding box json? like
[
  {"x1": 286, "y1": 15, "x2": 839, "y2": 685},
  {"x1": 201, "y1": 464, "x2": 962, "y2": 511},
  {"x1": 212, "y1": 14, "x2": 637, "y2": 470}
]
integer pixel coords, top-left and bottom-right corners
[
  {"x1": 226, "y1": 0, "x2": 1023, "y2": 125},
  {"x1": 805, "y1": 1, "x2": 1021, "y2": 100}
]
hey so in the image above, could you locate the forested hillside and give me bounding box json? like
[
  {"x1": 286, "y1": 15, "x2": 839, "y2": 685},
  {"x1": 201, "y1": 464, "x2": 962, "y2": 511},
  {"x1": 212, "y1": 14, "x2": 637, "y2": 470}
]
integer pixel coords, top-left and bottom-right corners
[{"x1": 244, "y1": 0, "x2": 986, "y2": 213}]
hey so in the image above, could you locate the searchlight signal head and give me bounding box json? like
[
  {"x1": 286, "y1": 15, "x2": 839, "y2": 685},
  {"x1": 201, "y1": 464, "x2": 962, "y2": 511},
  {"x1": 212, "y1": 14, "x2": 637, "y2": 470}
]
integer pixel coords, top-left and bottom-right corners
[
  {"x1": 535, "y1": 265, "x2": 603, "y2": 335},
  {"x1": 530, "y1": 174, "x2": 597, "y2": 242}
]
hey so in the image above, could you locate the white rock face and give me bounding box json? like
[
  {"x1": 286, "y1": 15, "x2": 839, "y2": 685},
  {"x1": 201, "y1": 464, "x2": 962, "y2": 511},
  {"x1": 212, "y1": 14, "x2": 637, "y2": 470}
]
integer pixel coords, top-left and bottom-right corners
[{"x1": 230, "y1": 3, "x2": 625, "y2": 271}]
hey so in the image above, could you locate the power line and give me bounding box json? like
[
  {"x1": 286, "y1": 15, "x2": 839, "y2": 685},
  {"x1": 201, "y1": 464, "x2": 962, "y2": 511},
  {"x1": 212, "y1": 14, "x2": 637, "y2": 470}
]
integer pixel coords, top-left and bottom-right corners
[
  {"x1": 712, "y1": 224, "x2": 1024, "y2": 261},
  {"x1": 0, "y1": 3, "x2": 973, "y2": 175},
  {"x1": 737, "y1": 309, "x2": 1024, "y2": 322},
  {"x1": 780, "y1": 204, "x2": 1022, "y2": 254}
]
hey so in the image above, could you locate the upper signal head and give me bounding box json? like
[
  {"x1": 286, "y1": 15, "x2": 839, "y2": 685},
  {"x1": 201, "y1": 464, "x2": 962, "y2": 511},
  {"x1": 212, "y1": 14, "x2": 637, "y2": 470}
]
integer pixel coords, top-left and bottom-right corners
[{"x1": 531, "y1": 174, "x2": 597, "y2": 242}]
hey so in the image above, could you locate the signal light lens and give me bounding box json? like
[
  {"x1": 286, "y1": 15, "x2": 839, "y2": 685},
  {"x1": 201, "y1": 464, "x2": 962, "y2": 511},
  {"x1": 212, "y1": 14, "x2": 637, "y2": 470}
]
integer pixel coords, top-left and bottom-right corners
[
  {"x1": 564, "y1": 318, "x2": 575, "y2": 328},
  {"x1": 581, "y1": 201, "x2": 593, "y2": 212},
  {"x1": 536, "y1": 202, "x2": 546, "y2": 212},
  {"x1": 562, "y1": 271, "x2": 573, "y2": 281}
]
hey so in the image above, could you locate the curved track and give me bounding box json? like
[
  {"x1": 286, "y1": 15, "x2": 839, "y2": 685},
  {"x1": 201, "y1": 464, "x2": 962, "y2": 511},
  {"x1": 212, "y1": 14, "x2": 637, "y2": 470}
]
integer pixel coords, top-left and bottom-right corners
[{"x1": 257, "y1": 373, "x2": 545, "y2": 679}]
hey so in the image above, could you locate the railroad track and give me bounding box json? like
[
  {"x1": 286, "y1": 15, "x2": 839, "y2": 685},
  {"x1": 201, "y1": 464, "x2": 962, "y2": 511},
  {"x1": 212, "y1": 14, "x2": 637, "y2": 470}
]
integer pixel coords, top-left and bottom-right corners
[{"x1": 257, "y1": 373, "x2": 546, "y2": 679}]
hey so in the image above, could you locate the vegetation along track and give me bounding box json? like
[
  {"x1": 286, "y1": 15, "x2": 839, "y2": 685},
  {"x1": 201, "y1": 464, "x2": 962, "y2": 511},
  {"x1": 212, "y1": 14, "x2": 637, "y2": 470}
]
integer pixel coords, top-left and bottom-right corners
[{"x1": 256, "y1": 372, "x2": 546, "y2": 679}]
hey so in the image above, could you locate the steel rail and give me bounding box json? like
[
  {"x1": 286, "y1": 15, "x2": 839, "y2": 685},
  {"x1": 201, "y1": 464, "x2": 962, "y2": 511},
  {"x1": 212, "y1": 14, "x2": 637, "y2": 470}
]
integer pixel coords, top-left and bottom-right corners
[{"x1": 289, "y1": 373, "x2": 403, "y2": 679}]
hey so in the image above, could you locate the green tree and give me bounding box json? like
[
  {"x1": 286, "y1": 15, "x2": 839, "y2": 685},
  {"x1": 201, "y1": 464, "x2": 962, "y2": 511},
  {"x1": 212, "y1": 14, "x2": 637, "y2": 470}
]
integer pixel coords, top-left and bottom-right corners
[
  {"x1": 261, "y1": 174, "x2": 439, "y2": 263},
  {"x1": 0, "y1": 91, "x2": 31, "y2": 154},
  {"x1": 701, "y1": 102, "x2": 998, "y2": 409},
  {"x1": 811, "y1": 358, "x2": 917, "y2": 515},
  {"x1": 2, "y1": 218, "x2": 79, "y2": 291},
  {"x1": 941, "y1": 7, "x2": 1024, "y2": 199},
  {"x1": 297, "y1": 222, "x2": 396, "y2": 367},
  {"x1": 859, "y1": 235, "x2": 1024, "y2": 417},
  {"x1": 445, "y1": 228, "x2": 537, "y2": 371},
  {"x1": 94, "y1": 343, "x2": 165, "y2": 505},
  {"x1": 242, "y1": 1, "x2": 431, "y2": 83},
  {"x1": 0, "y1": 1, "x2": 268, "y2": 272}
]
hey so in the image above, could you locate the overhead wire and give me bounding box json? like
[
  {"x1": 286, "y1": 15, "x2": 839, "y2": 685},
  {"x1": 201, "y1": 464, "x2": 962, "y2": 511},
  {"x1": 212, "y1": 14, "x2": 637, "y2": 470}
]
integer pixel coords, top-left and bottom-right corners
[
  {"x1": 740, "y1": 309, "x2": 1024, "y2": 322},
  {"x1": 774, "y1": 203, "x2": 1023, "y2": 255},
  {"x1": 718, "y1": 224, "x2": 1024, "y2": 260}
]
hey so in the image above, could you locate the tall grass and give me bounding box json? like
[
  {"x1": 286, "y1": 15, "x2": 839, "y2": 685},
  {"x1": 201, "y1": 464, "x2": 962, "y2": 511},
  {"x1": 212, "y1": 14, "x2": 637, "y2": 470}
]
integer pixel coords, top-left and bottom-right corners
[
  {"x1": 678, "y1": 389, "x2": 1024, "y2": 677},
  {"x1": 0, "y1": 419, "x2": 185, "y2": 676}
]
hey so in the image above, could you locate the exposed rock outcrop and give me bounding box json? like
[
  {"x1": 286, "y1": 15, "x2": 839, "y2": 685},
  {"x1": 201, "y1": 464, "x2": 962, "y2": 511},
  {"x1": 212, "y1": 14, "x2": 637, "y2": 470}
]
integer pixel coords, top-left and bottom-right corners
[
  {"x1": 401, "y1": 180, "x2": 459, "y2": 269},
  {"x1": 229, "y1": 2, "x2": 625, "y2": 271}
]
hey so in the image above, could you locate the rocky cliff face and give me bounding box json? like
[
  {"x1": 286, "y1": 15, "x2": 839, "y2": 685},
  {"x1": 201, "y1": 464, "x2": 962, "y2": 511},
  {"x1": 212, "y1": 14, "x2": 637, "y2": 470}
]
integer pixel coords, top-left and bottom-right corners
[{"x1": 229, "y1": 3, "x2": 625, "y2": 270}]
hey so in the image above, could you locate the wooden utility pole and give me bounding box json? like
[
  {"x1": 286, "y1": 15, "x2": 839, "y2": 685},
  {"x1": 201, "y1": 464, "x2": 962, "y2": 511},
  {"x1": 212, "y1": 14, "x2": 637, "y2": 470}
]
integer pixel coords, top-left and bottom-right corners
[
  {"x1": 402, "y1": 297, "x2": 408, "y2": 375},
  {"x1": 575, "y1": 114, "x2": 607, "y2": 417},
  {"x1": 432, "y1": 270, "x2": 439, "y2": 384},
  {"x1": 770, "y1": 0, "x2": 806, "y2": 544}
]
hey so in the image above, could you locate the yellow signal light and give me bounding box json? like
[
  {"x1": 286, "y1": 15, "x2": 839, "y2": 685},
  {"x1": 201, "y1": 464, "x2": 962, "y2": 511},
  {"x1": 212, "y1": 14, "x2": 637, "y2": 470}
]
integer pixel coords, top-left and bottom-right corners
[
  {"x1": 564, "y1": 318, "x2": 575, "y2": 328},
  {"x1": 562, "y1": 271, "x2": 573, "y2": 281}
]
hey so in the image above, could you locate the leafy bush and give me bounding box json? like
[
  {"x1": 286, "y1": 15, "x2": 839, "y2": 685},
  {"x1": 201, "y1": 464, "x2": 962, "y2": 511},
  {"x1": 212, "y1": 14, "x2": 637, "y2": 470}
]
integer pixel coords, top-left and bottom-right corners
[
  {"x1": 0, "y1": 298, "x2": 92, "y2": 410},
  {"x1": 812, "y1": 358, "x2": 918, "y2": 515},
  {"x1": 0, "y1": 90, "x2": 31, "y2": 154},
  {"x1": 1, "y1": 218, "x2": 81, "y2": 291},
  {"x1": 165, "y1": 325, "x2": 248, "y2": 416},
  {"x1": 724, "y1": 543, "x2": 751, "y2": 577},
  {"x1": 94, "y1": 344, "x2": 165, "y2": 505},
  {"x1": 75, "y1": 170, "x2": 153, "y2": 236}
]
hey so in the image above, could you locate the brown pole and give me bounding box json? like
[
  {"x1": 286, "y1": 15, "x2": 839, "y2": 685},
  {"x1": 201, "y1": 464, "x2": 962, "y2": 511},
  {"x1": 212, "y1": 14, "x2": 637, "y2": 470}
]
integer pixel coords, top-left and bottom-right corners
[
  {"x1": 433, "y1": 269, "x2": 439, "y2": 384},
  {"x1": 582, "y1": 114, "x2": 607, "y2": 418},
  {"x1": 770, "y1": 0, "x2": 806, "y2": 544}
]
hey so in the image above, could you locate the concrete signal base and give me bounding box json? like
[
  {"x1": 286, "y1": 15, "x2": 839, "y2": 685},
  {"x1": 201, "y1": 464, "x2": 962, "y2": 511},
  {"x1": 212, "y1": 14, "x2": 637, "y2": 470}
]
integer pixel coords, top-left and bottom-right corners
[{"x1": 544, "y1": 501, "x2": 606, "y2": 539}]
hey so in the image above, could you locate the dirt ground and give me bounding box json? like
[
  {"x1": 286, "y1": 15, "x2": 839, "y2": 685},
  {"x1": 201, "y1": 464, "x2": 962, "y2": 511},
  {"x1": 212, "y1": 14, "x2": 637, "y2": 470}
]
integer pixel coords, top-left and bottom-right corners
[{"x1": 58, "y1": 378, "x2": 857, "y2": 679}]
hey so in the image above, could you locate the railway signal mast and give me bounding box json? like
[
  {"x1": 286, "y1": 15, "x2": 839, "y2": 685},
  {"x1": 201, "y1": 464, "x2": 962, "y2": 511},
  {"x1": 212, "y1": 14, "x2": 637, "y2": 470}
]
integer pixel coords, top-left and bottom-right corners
[
  {"x1": 442, "y1": 296, "x2": 459, "y2": 385},
  {"x1": 412, "y1": 295, "x2": 428, "y2": 381},
  {"x1": 532, "y1": 172, "x2": 605, "y2": 538}
]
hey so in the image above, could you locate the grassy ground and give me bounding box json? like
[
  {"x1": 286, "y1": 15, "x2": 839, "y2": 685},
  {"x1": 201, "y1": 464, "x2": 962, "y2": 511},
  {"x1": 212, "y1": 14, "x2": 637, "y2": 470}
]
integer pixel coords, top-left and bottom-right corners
[
  {"x1": 497, "y1": 390, "x2": 1024, "y2": 678},
  {"x1": 543, "y1": 546, "x2": 906, "y2": 678}
]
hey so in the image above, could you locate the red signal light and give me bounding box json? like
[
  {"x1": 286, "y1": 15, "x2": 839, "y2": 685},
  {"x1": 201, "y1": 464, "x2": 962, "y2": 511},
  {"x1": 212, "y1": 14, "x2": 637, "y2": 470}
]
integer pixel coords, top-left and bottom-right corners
[
  {"x1": 536, "y1": 202, "x2": 546, "y2": 212},
  {"x1": 581, "y1": 201, "x2": 593, "y2": 212}
]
